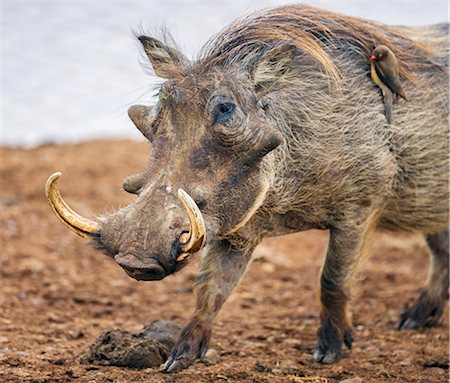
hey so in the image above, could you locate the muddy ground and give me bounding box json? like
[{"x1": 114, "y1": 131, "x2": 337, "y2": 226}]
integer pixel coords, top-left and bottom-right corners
[{"x1": 0, "y1": 140, "x2": 448, "y2": 383}]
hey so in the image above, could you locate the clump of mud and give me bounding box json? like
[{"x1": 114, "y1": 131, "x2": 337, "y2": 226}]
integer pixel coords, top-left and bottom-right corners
[{"x1": 82, "y1": 320, "x2": 181, "y2": 369}]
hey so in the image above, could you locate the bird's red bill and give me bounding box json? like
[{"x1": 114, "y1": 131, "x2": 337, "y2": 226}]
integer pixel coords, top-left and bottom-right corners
[{"x1": 369, "y1": 55, "x2": 376, "y2": 61}]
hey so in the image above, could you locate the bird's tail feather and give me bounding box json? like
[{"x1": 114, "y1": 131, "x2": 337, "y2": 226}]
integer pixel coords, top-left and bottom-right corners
[{"x1": 384, "y1": 94, "x2": 394, "y2": 124}]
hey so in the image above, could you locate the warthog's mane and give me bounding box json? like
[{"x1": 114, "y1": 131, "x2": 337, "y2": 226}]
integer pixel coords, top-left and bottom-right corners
[{"x1": 198, "y1": 4, "x2": 439, "y2": 84}]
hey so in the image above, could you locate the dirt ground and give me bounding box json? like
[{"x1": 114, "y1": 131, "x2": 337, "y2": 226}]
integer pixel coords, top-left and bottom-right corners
[{"x1": 0, "y1": 140, "x2": 448, "y2": 383}]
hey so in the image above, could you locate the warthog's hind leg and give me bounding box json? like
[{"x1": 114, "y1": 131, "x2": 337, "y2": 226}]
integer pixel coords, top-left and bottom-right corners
[
  {"x1": 163, "y1": 240, "x2": 253, "y2": 372},
  {"x1": 398, "y1": 230, "x2": 449, "y2": 330}
]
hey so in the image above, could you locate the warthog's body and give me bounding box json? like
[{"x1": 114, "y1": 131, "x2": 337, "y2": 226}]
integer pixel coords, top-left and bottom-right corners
[{"x1": 46, "y1": 5, "x2": 449, "y2": 371}]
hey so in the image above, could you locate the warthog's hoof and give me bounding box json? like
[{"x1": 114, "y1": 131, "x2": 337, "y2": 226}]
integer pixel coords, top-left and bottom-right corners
[
  {"x1": 398, "y1": 291, "x2": 446, "y2": 330},
  {"x1": 163, "y1": 318, "x2": 211, "y2": 372},
  {"x1": 313, "y1": 326, "x2": 353, "y2": 364}
]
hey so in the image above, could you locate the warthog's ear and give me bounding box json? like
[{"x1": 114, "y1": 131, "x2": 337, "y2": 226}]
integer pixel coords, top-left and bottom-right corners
[
  {"x1": 138, "y1": 36, "x2": 188, "y2": 79},
  {"x1": 251, "y1": 44, "x2": 297, "y2": 97}
]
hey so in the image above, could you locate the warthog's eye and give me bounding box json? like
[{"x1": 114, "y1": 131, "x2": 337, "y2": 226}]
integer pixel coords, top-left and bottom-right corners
[{"x1": 212, "y1": 102, "x2": 236, "y2": 126}]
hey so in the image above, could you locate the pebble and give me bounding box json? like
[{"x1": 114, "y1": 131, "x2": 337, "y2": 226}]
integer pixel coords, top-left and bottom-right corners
[
  {"x1": 393, "y1": 349, "x2": 409, "y2": 356},
  {"x1": 399, "y1": 359, "x2": 412, "y2": 366},
  {"x1": 20, "y1": 259, "x2": 45, "y2": 274},
  {"x1": 254, "y1": 360, "x2": 272, "y2": 373},
  {"x1": 271, "y1": 368, "x2": 282, "y2": 375},
  {"x1": 17, "y1": 292, "x2": 27, "y2": 300},
  {"x1": 70, "y1": 329, "x2": 84, "y2": 339},
  {"x1": 203, "y1": 348, "x2": 220, "y2": 365},
  {"x1": 340, "y1": 377, "x2": 363, "y2": 383},
  {"x1": 279, "y1": 359, "x2": 297, "y2": 369},
  {"x1": 261, "y1": 263, "x2": 276, "y2": 273}
]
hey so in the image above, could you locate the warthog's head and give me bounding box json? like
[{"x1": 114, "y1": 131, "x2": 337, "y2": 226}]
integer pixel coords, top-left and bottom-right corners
[{"x1": 45, "y1": 35, "x2": 291, "y2": 281}]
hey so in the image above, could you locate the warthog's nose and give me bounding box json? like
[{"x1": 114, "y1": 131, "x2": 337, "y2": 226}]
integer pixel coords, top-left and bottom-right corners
[{"x1": 114, "y1": 253, "x2": 166, "y2": 281}]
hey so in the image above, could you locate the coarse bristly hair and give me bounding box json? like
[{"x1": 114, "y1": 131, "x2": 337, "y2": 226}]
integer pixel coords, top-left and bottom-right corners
[{"x1": 197, "y1": 4, "x2": 443, "y2": 84}]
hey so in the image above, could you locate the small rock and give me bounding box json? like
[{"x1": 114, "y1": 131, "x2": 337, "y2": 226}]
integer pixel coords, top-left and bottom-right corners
[
  {"x1": 340, "y1": 377, "x2": 363, "y2": 383},
  {"x1": 65, "y1": 369, "x2": 78, "y2": 379},
  {"x1": 279, "y1": 359, "x2": 297, "y2": 369},
  {"x1": 271, "y1": 368, "x2": 282, "y2": 375},
  {"x1": 20, "y1": 259, "x2": 45, "y2": 275},
  {"x1": 17, "y1": 292, "x2": 28, "y2": 300},
  {"x1": 202, "y1": 348, "x2": 220, "y2": 365},
  {"x1": 261, "y1": 263, "x2": 276, "y2": 273},
  {"x1": 48, "y1": 313, "x2": 64, "y2": 323},
  {"x1": 6, "y1": 357, "x2": 20, "y2": 367},
  {"x1": 0, "y1": 336, "x2": 9, "y2": 343},
  {"x1": 399, "y1": 359, "x2": 412, "y2": 366},
  {"x1": 0, "y1": 196, "x2": 19, "y2": 212},
  {"x1": 254, "y1": 360, "x2": 272, "y2": 373},
  {"x1": 71, "y1": 329, "x2": 84, "y2": 339},
  {"x1": 279, "y1": 359, "x2": 299, "y2": 374}
]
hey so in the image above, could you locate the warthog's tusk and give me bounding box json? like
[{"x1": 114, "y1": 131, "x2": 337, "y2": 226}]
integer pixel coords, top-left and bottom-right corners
[
  {"x1": 45, "y1": 172, "x2": 101, "y2": 239},
  {"x1": 177, "y1": 188, "x2": 206, "y2": 261}
]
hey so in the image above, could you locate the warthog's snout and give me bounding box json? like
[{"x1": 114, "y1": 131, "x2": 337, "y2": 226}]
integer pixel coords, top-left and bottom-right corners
[
  {"x1": 114, "y1": 253, "x2": 166, "y2": 281},
  {"x1": 45, "y1": 172, "x2": 206, "y2": 274}
]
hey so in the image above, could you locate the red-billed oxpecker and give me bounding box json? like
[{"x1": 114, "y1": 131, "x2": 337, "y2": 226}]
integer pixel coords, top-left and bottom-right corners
[{"x1": 370, "y1": 45, "x2": 407, "y2": 124}]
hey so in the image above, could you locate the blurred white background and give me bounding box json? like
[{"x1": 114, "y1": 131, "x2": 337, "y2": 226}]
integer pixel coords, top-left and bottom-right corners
[{"x1": 1, "y1": 1, "x2": 448, "y2": 147}]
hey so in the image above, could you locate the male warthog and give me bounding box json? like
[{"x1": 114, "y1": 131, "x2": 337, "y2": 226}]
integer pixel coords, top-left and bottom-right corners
[{"x1": 45, "y1": 5, "x2": 449, "y2": 371}]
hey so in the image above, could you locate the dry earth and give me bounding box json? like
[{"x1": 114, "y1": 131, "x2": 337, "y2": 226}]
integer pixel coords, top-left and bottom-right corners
[{"x1": 0, "y1": 140, "x2": 448, "y2": 383}]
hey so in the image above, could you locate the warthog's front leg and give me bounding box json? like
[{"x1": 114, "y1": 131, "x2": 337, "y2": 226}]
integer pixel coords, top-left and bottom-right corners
[
  {"x1": 313, "y1": 209, "x2": 381, "y2": 364},
  {"x1": 163, "y1": 240, "x2": 253, "y2": 372}
]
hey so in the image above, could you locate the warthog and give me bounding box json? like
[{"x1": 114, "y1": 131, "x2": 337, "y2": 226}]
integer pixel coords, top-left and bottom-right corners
[{"x1": 45, "y1": 4, "x2": 449, "y2": 371}]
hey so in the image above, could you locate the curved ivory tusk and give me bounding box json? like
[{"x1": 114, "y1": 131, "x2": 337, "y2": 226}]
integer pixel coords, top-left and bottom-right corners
[
  {"x1": 45, "y1": 172, "x2": 101, "y2": 239},
  {"x1": 177, "y1": 188, "x2": 206, "y2": 260}
]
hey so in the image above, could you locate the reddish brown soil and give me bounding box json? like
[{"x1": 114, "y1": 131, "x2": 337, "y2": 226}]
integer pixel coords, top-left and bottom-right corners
[{"x1": 0, "y1": 140, "x2": 448, "y2": 383}]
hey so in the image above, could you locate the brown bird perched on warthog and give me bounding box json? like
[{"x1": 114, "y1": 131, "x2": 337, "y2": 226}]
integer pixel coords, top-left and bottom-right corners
[
  {"x1": 44, "y1": 4, "x2": 448, "y2": 372},
  {"x1": 370, "y1": 45, "x2": 407, "y2": 124}
]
